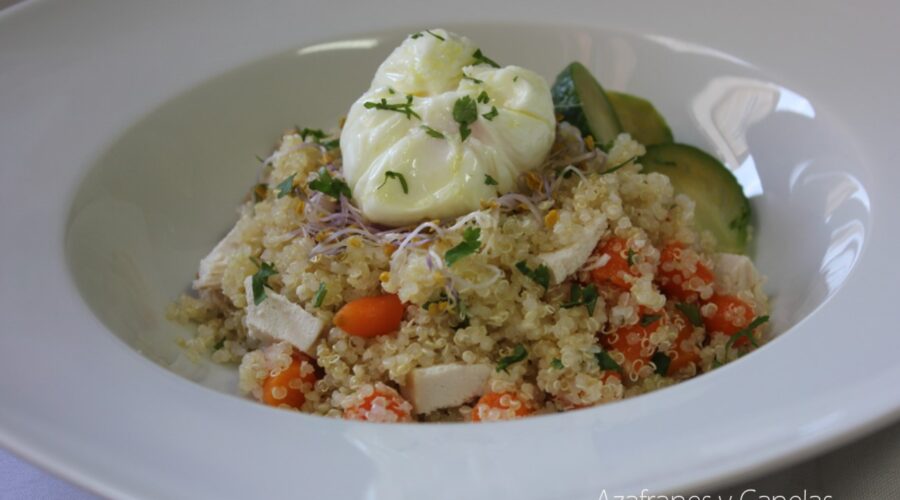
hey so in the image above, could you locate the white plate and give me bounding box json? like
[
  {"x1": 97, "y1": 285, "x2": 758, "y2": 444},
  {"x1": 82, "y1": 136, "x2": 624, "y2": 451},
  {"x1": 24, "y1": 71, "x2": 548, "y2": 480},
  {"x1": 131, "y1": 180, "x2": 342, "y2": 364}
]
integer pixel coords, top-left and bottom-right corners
[{"x1": 2, "y1": 1, "x2": 899, "y2": 499}]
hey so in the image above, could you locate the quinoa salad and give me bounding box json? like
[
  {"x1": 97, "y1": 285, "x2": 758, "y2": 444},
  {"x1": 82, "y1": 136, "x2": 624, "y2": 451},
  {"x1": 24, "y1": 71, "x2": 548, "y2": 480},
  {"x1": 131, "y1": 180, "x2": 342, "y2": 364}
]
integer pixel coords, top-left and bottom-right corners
[{"x1": 170, "y1": 29, "x2": 769, "y2": 423}]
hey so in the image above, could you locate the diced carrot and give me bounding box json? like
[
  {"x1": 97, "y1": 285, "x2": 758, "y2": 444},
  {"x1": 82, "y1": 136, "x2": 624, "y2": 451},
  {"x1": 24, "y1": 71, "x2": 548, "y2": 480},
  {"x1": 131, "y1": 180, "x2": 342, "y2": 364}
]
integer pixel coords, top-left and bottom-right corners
[
  {"x1": 590, "y1": 237, "x2": 636, "y2": 289},
  {"x1": 343, "y1": 383, "x2": 413, "y2": 423},
  {"x1": 656, "y1": 242, "x2": 714, "y2": 301},
  {"x1": 600, "y1": 311, "x2": 663, "y2": 376},
  {"x1": 665, "y1": 311, "x2": 702, "y2": 376},
  {"x1": 703, "y1": 294, "x2": 755, "y2": 346},
  {"x1": 471, "y1": 391, "x2": 533, "y2": 422},
  {"x1": 261, "y1": 351, "x2": 317, "y2": 410},
  {"x1": 334, "y1": 294, "x2": 404, "y2": 337}
]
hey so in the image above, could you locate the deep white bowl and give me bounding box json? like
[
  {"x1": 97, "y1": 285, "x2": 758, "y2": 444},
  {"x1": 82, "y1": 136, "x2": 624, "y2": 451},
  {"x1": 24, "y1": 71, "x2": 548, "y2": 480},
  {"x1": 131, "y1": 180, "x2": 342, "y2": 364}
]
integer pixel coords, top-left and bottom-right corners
[{"x1": 2, "y1": 2, "x2": 899, "y2": 499}]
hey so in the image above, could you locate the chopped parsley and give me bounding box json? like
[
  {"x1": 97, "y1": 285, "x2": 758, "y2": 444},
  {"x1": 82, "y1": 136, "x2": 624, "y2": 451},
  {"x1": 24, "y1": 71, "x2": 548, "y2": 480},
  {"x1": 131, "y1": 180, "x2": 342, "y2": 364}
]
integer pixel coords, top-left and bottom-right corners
[
  {"x1": 676, "y1": 302, "x2": 704, "y2": 327},
  {"x1": 482, "y1": 106, "x2": 499, "y2": 121},
  {"x1": 378, "y1": 170, "x2": 409, "y2": 194},
  {"x1": 421, "y1": 125, "x2": 445, "y2": 139},
  {"x1": 551, "y1": 358, "x2": 564, "y2": 369},
  {"x1": 422, "y1": 293, "x2": 449, "y2": 310},
  {"x1": 626, "y1": 248, "x2": 636, "y2": 266},
  {"x1": 388, "y1": 87, "x2": 396, "y2": 94},
  {"x1": 472, "y1": 48, "x2": 500, "y2": 68},
  {"x1": 640, "y1": 314, "x2": 662, "y2": 327},
  {"x1": 725, "y1": 315, "x2": 769, "y2": 350},
  {"x1": 604, "y1": 156, "x2": 638, "y2": 175},
  {"x1": 651, "y1": 351, "x2": 671, "y2": 376},
  {"x1": 213, "y1": 338, "x2": 226, "y2": 350},
  {"x1": 363, "y1": 95, "x2": 421, "y2": 120},
  {"x1": 452, "y1": 95, "x2": 478, "y2": 141},
  {"x1": 308, "y1": 167, "x2": 352, "y2": 200},
  {"x1": 595, "y1": 350, "x2": 621, "y2": 372},
  {"x1": 562, "y1": 283, "x2": 599, "y2": 315},
  {"x1": 322, "y1": 138, "x2": 340, "y2": 150},
  {"x1": 497, "y1": 344, "x2": 527, "y2": 373},
  {"x1": 297, "y1": 127, "x2": 326, "y2": 142},
  {"x1": 513, "y1": 75, "x2": 519, "y2": 82},
  {"x1": 255, "y1": 154, "x2": 266, "y2": 164},
  {"x1": 250, "y1": 258, "x2": 278, "y2": 305},
  {"x1": 444, "y1": 226, "x2": 482, "y2": 266},
  {"x1": 462, "y1": 75, "x2": 483, "y2": 84},
  {"x1": 275, "y1": 173, "x2": 296, "y2": 198},
  {"x1": 313, "y1": 283, "x2": 327, "y2": 308},
  {"x1": 477, "y1": 90, "x2": 490, "y2": 104},
  {"x1": 484, "y1": 174, "x2": 498, "y2": 186},
  {"x1": 515, "y1": 261, "x2": 550, "y2": 290},
  {"x1": 411, "y1": 29, "x2": 445, "y2": 41}
]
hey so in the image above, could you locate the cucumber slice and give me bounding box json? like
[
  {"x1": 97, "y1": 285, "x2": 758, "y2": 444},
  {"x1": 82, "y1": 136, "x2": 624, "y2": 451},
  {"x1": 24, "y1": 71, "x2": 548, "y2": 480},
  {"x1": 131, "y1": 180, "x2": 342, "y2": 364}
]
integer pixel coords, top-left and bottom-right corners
[
  {"x1": 607, "y1": 91, "x2": 674, "y2": 146},
  {"x1": 641, "y1": 144, "x2": 751, "y2": 253},
  {"x1": 551, "y1": 62, "x2": 622, "y2": 146}
]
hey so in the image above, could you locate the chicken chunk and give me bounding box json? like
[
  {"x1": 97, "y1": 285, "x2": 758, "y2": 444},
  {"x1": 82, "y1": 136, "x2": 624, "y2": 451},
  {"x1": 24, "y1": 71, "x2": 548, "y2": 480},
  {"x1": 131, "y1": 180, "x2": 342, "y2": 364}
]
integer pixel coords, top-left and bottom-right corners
[
  {"x1": 537, "y1": 218, "x2": 605, "y2": 285},
  {"x1": 401, "y1": 363, "x2": 492, "y2": 414},
  {"x1": 242, "y1": 276, "x2": 324, "y2": 355}
]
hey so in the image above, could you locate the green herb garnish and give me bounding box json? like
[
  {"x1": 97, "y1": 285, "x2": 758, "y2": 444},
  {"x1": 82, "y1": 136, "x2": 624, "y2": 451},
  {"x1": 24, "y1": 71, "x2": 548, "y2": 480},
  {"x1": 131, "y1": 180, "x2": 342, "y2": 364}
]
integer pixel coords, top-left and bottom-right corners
[
  {"x1": 651, "y1": 351, "x2": 671, "y2": 376},
  {"x1": 276, "y1": 173, "x2": 296, "y2": 198},
  {"x1": 675, "y1": 302, "x2": 704, "y2": 327},
  {"x1": 297, "y1": 127, "x2": 326, "y2": 142},
  {"x1": 213, "y1": 338, "x2": 226, "y2": 350},
  {"x1": 453, "y1": 95, "x2": 478, "y2": 141},
  {"x1": 411, "y1": 30, "x2": 445, "y2": 41},
  {"x1": 562, "y1": 283, "x2": 599, "y2": 315},
  {"x1": 626, "y1": 248, "x2": 636, "y2": 267},
  {"x1": 497, "y1": 344, "x2": 527, "y2": 373},
  {"x1": 421, "y1": 125, "x2": 445, "y2": 139},
  {"x1": 595, "y1": 350, "x2": 621, "y2": 372},
  {"x1": 444, "y1": 226, "x2": 482, "y2": 266},
  {"x1": 250, "y1": 258, "x2": 278, "y2": 305},
  {"x1": 551, "y1": 358, "x2": 564, "y2": 369},
  {"x1": 515, "y1": 261, "x2": 550, "y2": 290},
  {"x1": 640, "y1": 314, "x2": 662, "y2": 327},
  {"x1": 725, "y1": 315, "x2": 769, "y2": 350},
  {"x1": 255, "y1": 154, "x2": 266, "y2": 164},
  {"x1": 322, "y1": 138, "x2": 340, "y2": 150},
  {"x1": 462, "y1": 75, "x2": 483, "y2": 84},
  {"x1": 513, "y1": 75, "x2": 519, "y2": 82},
  {"x1": 482, "y1": 106, "x2": 499, "y2": 121},
  {"x1": 477, "y1": 90, "x2": 490, "y2": 104},
  {"x1": 484, "y1": 174, "x2": 498, "y2": 186},
  {"x1": 378, "y1": 171, "x2": 409, "y2": 194},
  {"x1": 313, "y1": 283, "x2": 327, "y2": 308},
  {"x1": 604, "y1": 156, "x2": 638, "y2": 175},
  {"x1": 364, "y1": 95, "x2": 421, "y2": 120},
  {"x1": 472, "y1": 48, "x2": 500, "y2": 68},
  {"x1": 308, "y1": 167, "x2": 352, "y2": 200}
]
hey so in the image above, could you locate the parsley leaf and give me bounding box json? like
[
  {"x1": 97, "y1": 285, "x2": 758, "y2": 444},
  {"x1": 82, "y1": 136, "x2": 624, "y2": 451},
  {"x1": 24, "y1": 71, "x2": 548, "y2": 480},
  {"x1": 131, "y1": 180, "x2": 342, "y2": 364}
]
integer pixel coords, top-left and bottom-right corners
[
  {"x1": 515, "y1": 261, "x2": 550, "y2": 290},
  {"x1": 444, "y1": 226, "x2": 481, "y2": 266},
  {"x1": 551, "y1": 358, "x2": 564, "y2": 369},
  {"x1": 322, "y1": 138, "x2": 340, "y2": 150},
  {"x1": 364, "y1": 95, "x2": 421, "y2": 120},
  {"x1": 477, "y1": 90, "x2": 490, "y2": 104},
  {"x1": 604, "y1": 156, "x2": 638, "y2": 175},
  {"x1": 497, "y1": 344, "x2": 527, "y2": 373},
  {"x1": 484, "y1": 174, "x2": 498, "y2": 186},
  {"x1": 462, "y1": 75, "x2": 483, "y2": 84},
  {"x1": 411, "y1": 30, "x2": 445, "y2": 41},
  {"x1": 562, "y1": 283, "x2": 599, "y2": 315},
  {"x1": 308, "y1": 167, "x2": 352, "y2": 200},
  {"x1": 250, "y1": 258, "x2": 278, "y2": 305},
  {"x1": 276, "y1": 173, "x2": 296, "y2": 198},
  {"x1": 640, "y1": 314, "x2": 662, "y2": 327},
  {"x1": 378, "y1": 170, "x2": 409, "y2": 194},
  {"x1": 595, "y1": 350, "x2": 622, "y2": 372},
  {"x1": 676, "y1": 302, "x2": 704, "y2": 327},
  {"x1": 297, "y1": 127, "x2": 326, "y2": 142},
  {"x1": 651, "y1": 351, "x2": 671, "y2": 376},
  {"x1": 482, "y1": 106, "x2": 499, "y2": 121},
  {"x1": 421, "y1": 125, "x2": 445, "y2": 139},
  {"x1": 626, "y1": 248, "x2": 636, "y2": 266},
  {"x1": 725, "y1": 315, "x2": 769, "y2": 350},
  {"x1": 452, "y1": 95, "x2": 478, "y2": 141},
  {"x1": 313, "y1": 282, "x2": 327, "y2": 308},
  {"x1": 513, "y1": 75, "x2": 519, "y2": 82},
  {"x1": 472, "y1": 48, "x2": 500, "y2": 68}
]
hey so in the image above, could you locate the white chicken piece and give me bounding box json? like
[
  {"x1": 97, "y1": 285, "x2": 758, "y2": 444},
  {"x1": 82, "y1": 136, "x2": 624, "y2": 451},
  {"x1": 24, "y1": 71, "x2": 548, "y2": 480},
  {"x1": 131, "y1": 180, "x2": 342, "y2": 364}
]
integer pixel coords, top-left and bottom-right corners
[
  {"x1": 401, "y1": 363, "x2": 492, "y2": 414},
  {"x1": 340, "y1": 28, "x2": 555, "y2": 226},
  {"x1": 193, "y1": 224, "x2": 244, "y2": 290},
  {"x1": 712, "y1": 253, "x2": 760, "y2": 294},
  {"x1": 537, "y1": 218, "x2": 606, "y2": 285},
  {"x1": 242, "y1": 276, "x2": 323, "y2": 355}
]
